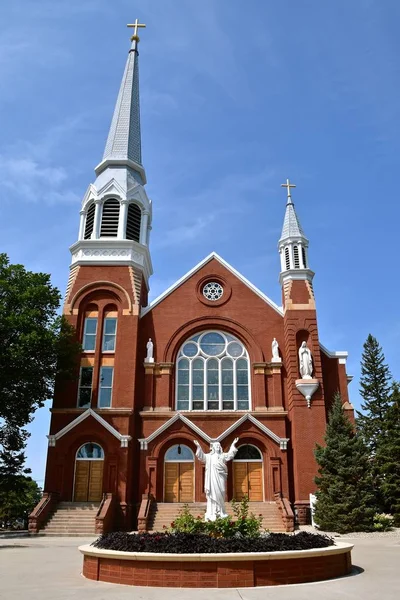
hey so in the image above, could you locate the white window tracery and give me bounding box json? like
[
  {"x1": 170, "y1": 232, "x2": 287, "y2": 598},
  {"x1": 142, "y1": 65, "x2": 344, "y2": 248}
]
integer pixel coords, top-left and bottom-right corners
[{"x1": 176, "y1": 331, "x2": 250, "y2": 411}]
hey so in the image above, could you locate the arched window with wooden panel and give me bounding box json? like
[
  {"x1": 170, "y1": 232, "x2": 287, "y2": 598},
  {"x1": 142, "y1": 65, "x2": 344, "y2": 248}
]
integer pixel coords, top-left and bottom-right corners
[
  {"x1": 74, "y1": 442, "x2": 104, "y2": 502},
  {"x1": 84, "y1": 203, "x2": 95, "y2": 239},
  {"x1": 126, "y1": 203, "x2": 141, "y2": 242},
  {"x1": 100, "y1": 198, "x2": 120, "y2": 237},
  {"x1": 233, "y1": 444, "x2": 263, "y2": 502},
  {"x1": 164, "y1": 444, "x2": 194, "y2": 503}
]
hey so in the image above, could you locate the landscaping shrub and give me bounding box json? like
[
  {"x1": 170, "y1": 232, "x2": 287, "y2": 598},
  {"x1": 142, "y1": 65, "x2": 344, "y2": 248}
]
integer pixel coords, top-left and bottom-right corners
[
  {"x1": 168, "y1": 498, "x2": 263, "y2": 538},
  {"x1": 92, "y1": 531, "x2": 334, "y2": 554},
  {"x1": 373, "y1": 513, "x2": 394, "y2": 531}
]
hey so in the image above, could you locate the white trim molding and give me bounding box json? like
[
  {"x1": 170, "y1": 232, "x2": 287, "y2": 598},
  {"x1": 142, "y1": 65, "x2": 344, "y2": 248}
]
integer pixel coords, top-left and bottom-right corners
[
  {"x1": 320, "y1": 344, "x2": 348, "y2": 365},
  {"x1": 138, "y1": 413, "x2": 289, "y2": 451},
  {"x1": 47, "y1": 408, "x2": 132, "y2": 448},
  {"x1": 141, "y1": 252, "x2": 283, "y2": 318}
]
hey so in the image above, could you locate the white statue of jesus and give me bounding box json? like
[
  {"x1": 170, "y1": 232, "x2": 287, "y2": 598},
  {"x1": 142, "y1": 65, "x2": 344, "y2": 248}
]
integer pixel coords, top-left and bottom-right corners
[{"x1": 194, "y1": 438, "x2": 239, "y2": 521}]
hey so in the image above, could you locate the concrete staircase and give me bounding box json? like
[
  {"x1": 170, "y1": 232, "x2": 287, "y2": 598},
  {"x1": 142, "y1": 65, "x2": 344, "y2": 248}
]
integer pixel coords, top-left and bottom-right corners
[
  {"x1": 40, "y1": 502, "x2": 99, "y2": 536},
  {"x1": 148, "y1": 502, "x2": 286, "y2": 532}
]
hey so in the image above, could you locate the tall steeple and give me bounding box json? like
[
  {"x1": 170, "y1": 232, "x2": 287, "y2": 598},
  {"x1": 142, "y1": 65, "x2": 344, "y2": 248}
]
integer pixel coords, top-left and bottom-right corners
[
  {"x1": 278, "y1": 179, "x2": 313, "y2": 286},
  {"x1": 70, "y1": 21, "x2": 153, "y2": 289}
]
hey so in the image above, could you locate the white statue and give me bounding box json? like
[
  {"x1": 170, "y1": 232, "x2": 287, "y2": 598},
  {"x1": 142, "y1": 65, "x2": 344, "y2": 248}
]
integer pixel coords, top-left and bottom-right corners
[
  {"x1": 272, "y1": 337, "x2": 279, "y2": 359},
  {"x1": 299, "y1": 341, "x2": 313, "y2": 379},
  {"x1": 194, "y1": 438, "x2": 239, "y2": 521},
  {"x1": 145, "y1": 338, "x2": 154, "y2": 363}
]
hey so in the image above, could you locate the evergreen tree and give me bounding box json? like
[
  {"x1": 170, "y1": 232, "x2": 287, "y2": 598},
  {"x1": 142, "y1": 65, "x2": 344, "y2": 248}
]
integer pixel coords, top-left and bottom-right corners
[
  {"x1": 357, "y1": 334, "x2": 392, "y2": 452},
  {"x1": 376, "y1": 383, "x2": 400, "y2": 525},
  {"x1": 357, "y1": 334, "x2": 392, "y2": 511},
  {"x1": 314, "y1": 394, "x2": 375, "y2": 533}
]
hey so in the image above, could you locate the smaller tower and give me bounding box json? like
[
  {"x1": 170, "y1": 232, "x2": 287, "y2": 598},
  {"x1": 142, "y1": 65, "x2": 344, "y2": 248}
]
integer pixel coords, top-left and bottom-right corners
[{"x1": 278, "y1": 179, "x2": 313, "y2": 289}]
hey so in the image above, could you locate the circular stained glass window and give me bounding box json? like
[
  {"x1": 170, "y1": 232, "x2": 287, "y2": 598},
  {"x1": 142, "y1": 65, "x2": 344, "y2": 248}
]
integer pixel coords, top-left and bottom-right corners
[
  {"x1": 227, "y1": 341, "x2": 243, "y2": 357},
  {"x1": 182, "y1": 342, "x2": 198, "y2": 357},
  {"x1": 203, "y1": 281, "x2": 223, "y2": 301},
  {"x1": 200, "y1": 332, "x2": 225, "y2": 356}
]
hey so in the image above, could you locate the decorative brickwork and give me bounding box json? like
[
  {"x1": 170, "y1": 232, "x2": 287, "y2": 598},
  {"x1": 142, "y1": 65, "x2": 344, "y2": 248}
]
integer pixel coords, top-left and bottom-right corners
[{"x1": 80, "y1": 543, "x2": 353, "y2": 587}]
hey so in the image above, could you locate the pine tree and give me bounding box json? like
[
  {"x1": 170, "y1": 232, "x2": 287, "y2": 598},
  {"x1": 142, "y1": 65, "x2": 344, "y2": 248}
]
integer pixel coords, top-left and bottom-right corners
[
  {"x1": 376, "y1": 383, "x2": 400, "y2": 525},
  {"x1": 357, "y1": 334, "x2": 392, "y2": 511},
  {"x1": 357, "y1": 334, "x2": 392, "y2": 452},
  {"x1": 314, "y1": 394, "x2": 375, "y2": 533}
]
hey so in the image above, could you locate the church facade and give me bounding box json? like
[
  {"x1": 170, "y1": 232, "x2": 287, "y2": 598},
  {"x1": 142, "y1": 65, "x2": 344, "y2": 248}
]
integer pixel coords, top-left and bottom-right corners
[{"x1": 34, "y1": 28, "x2": 353, "y2": 533}]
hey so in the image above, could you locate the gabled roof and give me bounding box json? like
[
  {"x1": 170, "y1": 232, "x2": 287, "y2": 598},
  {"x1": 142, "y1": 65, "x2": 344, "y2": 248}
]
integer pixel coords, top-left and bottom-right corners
[
  {"x1": 138, "y1": 413, "x2": 289, "y2": 450},
  {"x1": 47, "y1": 408, "x2": 132, "y2": 448},
  {"x1": 140, "y1": 252, "x2": 283, "y2": 317}
]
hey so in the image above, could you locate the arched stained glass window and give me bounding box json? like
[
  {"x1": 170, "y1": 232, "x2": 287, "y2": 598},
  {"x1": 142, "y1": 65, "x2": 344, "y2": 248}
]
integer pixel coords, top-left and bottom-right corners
[
  {"x1": 234, "y1": 445, "x2": 262, "y2": 461},
  {"x1": 176, "y1": 331, "x2": 250, "y2": 411},
  {"x1": 76, "y1": 443, "x2": 104, "y2": 459},
  {"x1": 165, "y1": 444, "x2": 194, "y2": 461}
]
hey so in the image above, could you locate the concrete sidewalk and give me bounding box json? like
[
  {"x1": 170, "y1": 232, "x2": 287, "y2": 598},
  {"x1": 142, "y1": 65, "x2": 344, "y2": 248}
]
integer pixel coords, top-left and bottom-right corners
[{"x1": 0, "y1": 534, "x2": 399, "y2": 599}]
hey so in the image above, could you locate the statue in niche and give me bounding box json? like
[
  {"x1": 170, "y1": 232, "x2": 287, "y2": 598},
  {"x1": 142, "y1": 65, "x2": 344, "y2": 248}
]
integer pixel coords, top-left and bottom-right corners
[
  {"x1": 145, "y1": 338, "x2": 154, "y2": 362},
  {"x1": 272, "y1": 337, "x2": 279, "y2": 359},
  {"x1": 299, "y1": 341, "x2": 313, "y2": 379},
  {"x1": 194, "y1": 438, "x2": 239, "y2": 521}
]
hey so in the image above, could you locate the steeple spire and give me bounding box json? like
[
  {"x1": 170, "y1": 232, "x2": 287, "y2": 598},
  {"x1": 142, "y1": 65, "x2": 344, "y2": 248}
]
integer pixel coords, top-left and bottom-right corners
[
  {"x1": 95, "y1": 21, "x2": 146, "y2": 184},
  {"x1": 278, "y1": 180, "x2": 313, "y2": 284},
  {"x1": 70, "y1": 22, "x2": 153, "y2": 289}
]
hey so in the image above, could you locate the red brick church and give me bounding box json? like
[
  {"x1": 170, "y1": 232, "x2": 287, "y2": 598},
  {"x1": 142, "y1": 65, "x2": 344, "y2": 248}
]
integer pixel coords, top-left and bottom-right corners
[{"x1": 30, "y1": 25, "x2": 353, "y2": 535}]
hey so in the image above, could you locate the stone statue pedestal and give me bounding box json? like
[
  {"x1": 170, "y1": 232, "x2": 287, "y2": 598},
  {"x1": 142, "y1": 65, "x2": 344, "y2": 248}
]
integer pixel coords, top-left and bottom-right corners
[
  {"x1": 295, "y1": 379, "x2": 319, "y2": 408},
  {"x1": 144, "y1": 357, "x2": 154, "y2": 363},
  {"x1": 271, "y1": 357, "x2": 282, "y2": 364}
]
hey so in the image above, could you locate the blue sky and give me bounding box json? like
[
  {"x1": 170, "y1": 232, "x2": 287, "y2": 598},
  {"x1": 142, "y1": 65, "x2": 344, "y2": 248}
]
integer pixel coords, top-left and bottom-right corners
[{"x1": 1, "y1": 0, "x2": 400, "y2": 485}]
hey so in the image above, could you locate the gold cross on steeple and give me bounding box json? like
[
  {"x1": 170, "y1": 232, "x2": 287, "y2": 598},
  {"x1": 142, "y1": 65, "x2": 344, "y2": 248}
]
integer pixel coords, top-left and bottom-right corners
[
  {"x1": 281, "y1": 178, "x2": 296, "y2": 200},
  {"x1": 127, "y1": 19, "x2": 146, "y2": 42}
]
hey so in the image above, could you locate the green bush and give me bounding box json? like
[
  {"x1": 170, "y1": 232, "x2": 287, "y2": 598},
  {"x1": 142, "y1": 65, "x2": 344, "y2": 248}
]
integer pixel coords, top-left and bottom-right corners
[
  {"x1": 168, "y1": 497, "x2": 264, "y2": 538},
  {"x1": 373, "y1": 513, "x2": 394, "y2": 531}
]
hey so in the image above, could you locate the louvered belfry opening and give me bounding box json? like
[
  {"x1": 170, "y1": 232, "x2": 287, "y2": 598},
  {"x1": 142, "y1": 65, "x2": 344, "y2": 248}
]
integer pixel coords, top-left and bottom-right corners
[
  {"x1": 285, "y1": 247, "x2": 290, "y2": 270},
  {"x1": 84, "y1": 203, "x2": 95, "y2": 239},
  {"x1": 100, "y1": 199, "x2": 120, "y2": 237},
  {"x1": 293, "y1": 246, "x2": 300, "y2": 269},
  {"x1": 126, "y1": 203, "x2": 142, "y2": 242},
  {"x1": 302, "y1": 247, "x2": 307, "y2": 268}
]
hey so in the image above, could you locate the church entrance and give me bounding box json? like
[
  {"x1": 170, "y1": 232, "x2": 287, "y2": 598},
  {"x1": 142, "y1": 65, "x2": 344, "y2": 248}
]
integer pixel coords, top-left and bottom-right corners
[
  {"x1": 164, "y1": 444, "x2": 194, "y2": 502},
  {"x1": 233, "y1": 445, "x2": 263, "y2": 501},
  {"x1": 73, "y1": 443, "x2": 104, "y2": 502}
]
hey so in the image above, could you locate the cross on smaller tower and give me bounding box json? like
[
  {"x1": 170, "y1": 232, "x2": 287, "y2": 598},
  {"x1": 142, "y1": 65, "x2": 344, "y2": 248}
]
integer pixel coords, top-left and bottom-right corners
[
  {"x1": 127, "y1": 19, "x2": 146, "y2": 42},
  {"x1": 281, "y1": 178, "x2": 296, "y2": 201}
]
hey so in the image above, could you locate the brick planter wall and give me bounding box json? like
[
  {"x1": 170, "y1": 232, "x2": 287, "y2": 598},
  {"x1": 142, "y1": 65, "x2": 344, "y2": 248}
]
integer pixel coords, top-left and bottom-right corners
[{"x1": 80, "y1": 542, "x2": 353, "y2": 588}]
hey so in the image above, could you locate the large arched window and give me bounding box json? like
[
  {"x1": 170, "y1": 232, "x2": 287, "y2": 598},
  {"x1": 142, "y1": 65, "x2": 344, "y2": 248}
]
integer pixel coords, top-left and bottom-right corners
[
  {"x1": 100, "y1": 198, "x2": 120, "y2": 237},
  {"x1": 176, "y1": 331, "x2": 250, "y2": 411}
]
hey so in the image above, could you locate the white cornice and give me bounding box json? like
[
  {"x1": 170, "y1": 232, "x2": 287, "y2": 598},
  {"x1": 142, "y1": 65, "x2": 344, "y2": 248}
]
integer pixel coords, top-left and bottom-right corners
[
  {"x1": 279, "y1": 268, "x2": 315, "y2": 286},
  {"x1": 138, "y1": 413, "x2": 289, "y2": 450},
  {"x1": 47, "y1": 408, "x2": 132, "y2": 448},
  {"x1": 69, "y1": 239, "x2": 153, "y2": 284},
  {"x1": 141, "y1": 252, "x2": 283, "y2": 318},
  {"x1": 94, "y1": 158, "x2": 147, "y2": 185},
  {"x1": 320, "y1": 344, "x2": 348, "y2": 364}
]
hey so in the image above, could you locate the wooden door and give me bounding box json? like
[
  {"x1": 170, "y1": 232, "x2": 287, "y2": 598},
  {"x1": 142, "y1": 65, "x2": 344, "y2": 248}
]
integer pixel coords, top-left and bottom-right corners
[
  {"x1": 233, "y1": 462, "x2": 263, "y2": 501},
  {"x1": 164, "y1": 463, "x2": 194, "y2": 502},
  {"x1": 74, "y1": 461, "x2": 103, "y2": 502}
]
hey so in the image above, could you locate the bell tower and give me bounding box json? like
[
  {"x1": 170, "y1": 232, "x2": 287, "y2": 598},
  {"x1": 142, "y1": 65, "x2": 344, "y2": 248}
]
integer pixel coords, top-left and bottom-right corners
[
  {"x1": 69, "y1": 19, "x2": 153, "y2": 295},
  {"x1": 278, "y1": 180, "x2": 327, "y2": 524}
]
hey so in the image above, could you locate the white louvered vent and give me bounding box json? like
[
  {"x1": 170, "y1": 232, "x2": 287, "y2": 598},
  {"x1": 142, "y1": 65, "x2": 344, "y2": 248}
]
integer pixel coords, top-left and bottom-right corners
[
  {"x1": 126, "y1": 203, "x2": 141, "y2": 242},
  {"x1": 100, "y1": 199, "x2": 120, "y2": 237},
  {"x1": 84, "y1": 203, "x2": 95, "y2": 239}
]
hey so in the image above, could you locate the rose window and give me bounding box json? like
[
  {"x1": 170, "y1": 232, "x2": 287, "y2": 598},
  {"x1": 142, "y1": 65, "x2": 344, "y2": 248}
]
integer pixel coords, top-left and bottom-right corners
[{"x1": 202, "y1": 282, "x2": 223, "y2": 301}]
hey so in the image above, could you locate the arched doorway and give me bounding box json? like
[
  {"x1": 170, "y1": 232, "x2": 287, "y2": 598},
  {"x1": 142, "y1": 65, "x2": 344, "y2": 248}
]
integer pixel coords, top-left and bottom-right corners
[
  {"x1": 74, "y1": 443, "x2": 104, "y2": 502},
  {"x1": 164, "y1": 444, "x2": 194, "y2": 503},
  {"x1": 233, "y1": 445, "x2": 263, "y2": 501}
]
